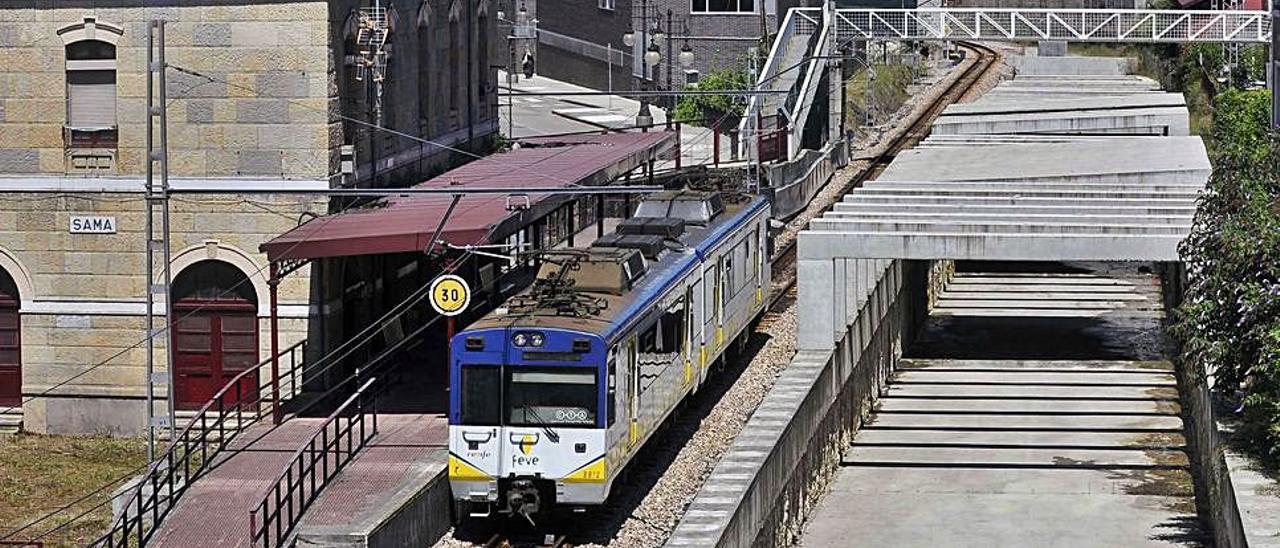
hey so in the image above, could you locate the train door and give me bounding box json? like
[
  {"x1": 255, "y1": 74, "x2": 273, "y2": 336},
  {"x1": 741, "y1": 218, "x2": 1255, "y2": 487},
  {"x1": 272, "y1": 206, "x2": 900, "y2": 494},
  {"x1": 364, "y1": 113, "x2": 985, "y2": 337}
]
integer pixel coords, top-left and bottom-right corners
[
  {"x1": 753, "y1": 226, "x2": 763, "y2": 306},
  {"x1": 626, "y1": 337, "x2": 639, "y2": 448},
  {"x1": 682, "y1": 285, "x2": 695, "y2": 388},
  {"x1": 713, "y1": 257, "x2": 723, "y2": 352}
]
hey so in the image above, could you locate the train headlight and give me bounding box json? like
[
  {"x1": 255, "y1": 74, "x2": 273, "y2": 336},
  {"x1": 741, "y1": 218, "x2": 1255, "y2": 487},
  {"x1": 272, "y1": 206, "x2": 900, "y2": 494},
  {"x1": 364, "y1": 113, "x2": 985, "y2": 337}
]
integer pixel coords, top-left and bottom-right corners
[{"x1": 512, "y1": 331, "x2": 545, "y2": 347}]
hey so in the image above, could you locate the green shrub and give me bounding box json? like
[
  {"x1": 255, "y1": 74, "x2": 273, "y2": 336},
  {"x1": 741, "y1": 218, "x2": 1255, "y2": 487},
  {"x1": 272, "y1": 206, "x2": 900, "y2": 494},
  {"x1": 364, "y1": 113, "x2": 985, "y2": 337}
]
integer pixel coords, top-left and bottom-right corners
[
  {"x1": 673, "y1": 68, "x2": 750, "y2": 128},
  {"x1": 1175, "y1": 89, "x2": 1280, "y2": 463}
]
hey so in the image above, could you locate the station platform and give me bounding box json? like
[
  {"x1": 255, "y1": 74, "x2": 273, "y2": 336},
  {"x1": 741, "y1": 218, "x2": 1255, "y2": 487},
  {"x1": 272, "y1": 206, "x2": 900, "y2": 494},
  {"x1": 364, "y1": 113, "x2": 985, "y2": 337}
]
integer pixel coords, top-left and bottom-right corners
[{"x1": 293, "y1": 413, "x2": 448, "y2": 548}]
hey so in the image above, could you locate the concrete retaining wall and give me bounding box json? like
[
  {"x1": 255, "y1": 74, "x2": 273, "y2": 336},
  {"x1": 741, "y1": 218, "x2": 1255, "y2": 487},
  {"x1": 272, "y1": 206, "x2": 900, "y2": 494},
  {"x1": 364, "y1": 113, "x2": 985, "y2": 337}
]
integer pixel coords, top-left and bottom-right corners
[
  {"x1": 1161, "y1": 262, "x2": 1249, "y2": 548},
  {"x1": 766, "y1": 140, "x2": 849, "y2": 220},
  {"x1": 665, "y1": 261, "x2": 927, "y2": 548}
]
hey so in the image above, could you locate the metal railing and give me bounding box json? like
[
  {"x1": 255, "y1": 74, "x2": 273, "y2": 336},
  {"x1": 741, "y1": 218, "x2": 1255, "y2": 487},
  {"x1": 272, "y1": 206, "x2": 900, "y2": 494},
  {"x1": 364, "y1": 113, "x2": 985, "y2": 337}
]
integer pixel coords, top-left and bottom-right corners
[
  {"x1": 740, "y1": 9, "x2": 823, "y2": 153},
  {"x1": 250, "y1": 377, "x2": 379, "y2": 548},
  {"x1": 833, "y1": 7, "x2": 1270, "y2": 42},
  {"x1": 91, "y1": 340, "x2": 307, "y2": 547}
]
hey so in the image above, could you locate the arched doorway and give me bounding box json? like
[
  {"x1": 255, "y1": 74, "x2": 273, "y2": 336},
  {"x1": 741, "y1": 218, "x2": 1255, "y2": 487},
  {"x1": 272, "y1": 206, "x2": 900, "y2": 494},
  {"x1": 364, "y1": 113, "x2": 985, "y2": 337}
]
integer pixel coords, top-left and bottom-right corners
[
  {"x1": 0, "y1": 268, "x2": 19, "y2": 407},
  {"x1": 171, "y1": 260, "x2": 259, "y2": 410}
]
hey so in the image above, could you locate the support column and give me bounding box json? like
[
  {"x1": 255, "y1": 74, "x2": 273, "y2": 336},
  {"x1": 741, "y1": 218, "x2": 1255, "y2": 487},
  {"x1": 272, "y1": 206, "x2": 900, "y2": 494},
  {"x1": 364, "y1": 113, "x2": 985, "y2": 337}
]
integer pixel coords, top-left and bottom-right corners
[
  {"x1": 797, "y1": 257, "x2": 836, "y2": 351},
  {"x1": 832, "y1": 258, "x2": 848, "y2": 342}
]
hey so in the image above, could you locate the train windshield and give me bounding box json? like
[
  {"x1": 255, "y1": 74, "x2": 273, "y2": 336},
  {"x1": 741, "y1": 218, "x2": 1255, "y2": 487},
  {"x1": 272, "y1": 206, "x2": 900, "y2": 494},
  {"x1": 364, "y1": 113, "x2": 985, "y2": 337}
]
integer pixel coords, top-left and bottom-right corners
[
  {"x1": 505, "y1": 367, "x2": 598, "y2": 427},
  {"x1": 459, "y1": 364, "x2": 501, "y2": 425}
]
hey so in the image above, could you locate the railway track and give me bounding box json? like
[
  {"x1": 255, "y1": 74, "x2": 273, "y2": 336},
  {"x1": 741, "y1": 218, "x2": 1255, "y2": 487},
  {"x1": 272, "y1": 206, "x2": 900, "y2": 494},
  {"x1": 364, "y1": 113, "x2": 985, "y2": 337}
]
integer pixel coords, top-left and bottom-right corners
[
  {"x1": 764, "y1": 41, "x2": 998, "y2": 313},
  {"x1": 437, "y1": 41, "x2": 1000, "y2": 548},
  {"x1": 485, "y1": 533, "x2": 570, "y2": 548}
]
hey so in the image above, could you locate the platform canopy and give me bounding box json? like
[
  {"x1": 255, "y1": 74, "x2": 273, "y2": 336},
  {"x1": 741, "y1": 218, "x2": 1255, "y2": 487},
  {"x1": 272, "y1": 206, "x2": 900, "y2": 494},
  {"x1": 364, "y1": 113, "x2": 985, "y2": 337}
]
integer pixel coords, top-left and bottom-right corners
[
  {"x1": 261, "y1": 131, "x2": 673, "y2": 262},
  {"x1": 799, "y1": 136, "x2": 1210, "y2": 262}
]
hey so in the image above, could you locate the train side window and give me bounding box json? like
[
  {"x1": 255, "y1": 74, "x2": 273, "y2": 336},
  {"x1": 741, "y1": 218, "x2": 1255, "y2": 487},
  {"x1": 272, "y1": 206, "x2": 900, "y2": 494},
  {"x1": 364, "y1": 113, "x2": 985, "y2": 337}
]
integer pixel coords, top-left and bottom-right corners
[
  {"x1": 607, "y1": 347, "x2": 617, "y2": 426},
  {"x1": 639, "y1": 322, "x2": 658, "y2": 354},
  {"x1": 660, "y1": 297, "x2": 685, "y2": 353}
]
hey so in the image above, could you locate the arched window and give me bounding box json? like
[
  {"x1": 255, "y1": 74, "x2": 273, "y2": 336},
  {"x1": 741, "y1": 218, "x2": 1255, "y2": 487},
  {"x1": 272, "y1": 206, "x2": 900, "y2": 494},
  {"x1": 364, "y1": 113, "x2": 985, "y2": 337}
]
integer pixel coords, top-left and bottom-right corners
[
  {"x1": 476, "y1": 7, "x2": 489, "y2": 110},
  {"x1": 58, "y1": 17, "x2": 123, "y2": 170},
  {"x1": 0, "y1": 268, "x2": 20, "y2": 407},
  {"x1": 171, "y1": 261, "x2": 259, "y2": 409},
  {"x1": 448, "y1": 1, "x2": 462, "y2": 128},
  {"x1": 417, "y1": 2, "x2": 434, "y2": 134}
]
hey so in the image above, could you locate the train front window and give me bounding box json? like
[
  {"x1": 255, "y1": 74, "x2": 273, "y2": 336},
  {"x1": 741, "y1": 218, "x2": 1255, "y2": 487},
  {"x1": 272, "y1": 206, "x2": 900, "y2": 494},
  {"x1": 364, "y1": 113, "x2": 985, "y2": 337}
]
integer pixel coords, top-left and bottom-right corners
[
  {"x1": 506, "y1": 367, "x2": 598, "y2": 427},
  {"x1": 460, "y1": 364, "x2": 501, "y2": 425}
]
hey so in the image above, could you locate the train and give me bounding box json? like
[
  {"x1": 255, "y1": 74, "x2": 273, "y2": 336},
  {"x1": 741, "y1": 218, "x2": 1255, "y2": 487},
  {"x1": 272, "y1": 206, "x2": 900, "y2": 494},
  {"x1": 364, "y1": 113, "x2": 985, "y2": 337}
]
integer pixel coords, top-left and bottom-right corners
[{"x1": 446, "y1": 189, "x2": 772, "y2": 522}]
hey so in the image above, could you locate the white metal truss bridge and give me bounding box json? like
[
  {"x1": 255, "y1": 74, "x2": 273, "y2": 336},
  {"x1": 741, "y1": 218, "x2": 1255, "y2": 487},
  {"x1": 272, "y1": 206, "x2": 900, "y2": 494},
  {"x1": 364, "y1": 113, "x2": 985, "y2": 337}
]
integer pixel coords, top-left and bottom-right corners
[{"x1": 816, "y1": 7, "x2": 1272, "y2": 43}]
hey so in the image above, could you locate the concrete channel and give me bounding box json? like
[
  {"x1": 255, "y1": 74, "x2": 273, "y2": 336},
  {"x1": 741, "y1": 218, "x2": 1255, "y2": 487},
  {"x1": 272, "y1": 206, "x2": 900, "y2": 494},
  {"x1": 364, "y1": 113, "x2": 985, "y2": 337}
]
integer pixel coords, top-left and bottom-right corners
[{"x1": 666, "y1": 55, "x2": 1263, "y2": 548}]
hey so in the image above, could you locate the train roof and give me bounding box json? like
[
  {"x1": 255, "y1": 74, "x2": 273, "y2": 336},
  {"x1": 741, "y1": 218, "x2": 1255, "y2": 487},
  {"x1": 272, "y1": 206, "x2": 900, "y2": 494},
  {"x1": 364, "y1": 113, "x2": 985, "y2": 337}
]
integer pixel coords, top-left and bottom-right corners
[{"x1": 468, "y1": 190, "x2": 768, "y2": 341}]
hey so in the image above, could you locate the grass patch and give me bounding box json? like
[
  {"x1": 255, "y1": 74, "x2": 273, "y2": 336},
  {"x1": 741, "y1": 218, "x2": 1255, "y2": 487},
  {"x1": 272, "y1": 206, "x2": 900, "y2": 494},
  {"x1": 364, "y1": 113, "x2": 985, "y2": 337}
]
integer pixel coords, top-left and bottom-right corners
[
  {"x1": 0, "y1": 433, "x2": 146, "y2": 547},
  {"x1": 845, "y1": 63, "x2": 917, "y2": 132}
]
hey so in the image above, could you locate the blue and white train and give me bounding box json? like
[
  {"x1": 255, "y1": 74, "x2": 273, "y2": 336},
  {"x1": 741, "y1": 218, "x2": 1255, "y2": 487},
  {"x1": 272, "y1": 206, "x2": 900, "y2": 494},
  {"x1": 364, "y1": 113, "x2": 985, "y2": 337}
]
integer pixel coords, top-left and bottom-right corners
[{"x1": 447, "y1": 190, "x2": 771, "y2": 521}]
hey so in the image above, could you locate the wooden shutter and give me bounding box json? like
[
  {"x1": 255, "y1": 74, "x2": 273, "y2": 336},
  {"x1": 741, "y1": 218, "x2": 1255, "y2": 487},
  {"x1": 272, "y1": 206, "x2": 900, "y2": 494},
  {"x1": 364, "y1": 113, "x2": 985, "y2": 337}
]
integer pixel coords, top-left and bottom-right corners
[{"x1": 67, "y1": 70, "x2": 117, "y2": 129}]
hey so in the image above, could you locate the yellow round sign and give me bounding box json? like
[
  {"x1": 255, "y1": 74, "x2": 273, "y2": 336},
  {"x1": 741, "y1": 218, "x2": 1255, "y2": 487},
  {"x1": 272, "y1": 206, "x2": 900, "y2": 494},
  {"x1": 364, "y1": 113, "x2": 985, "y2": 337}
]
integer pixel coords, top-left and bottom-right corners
[{"x1": 429, "y1": 275, "x2": 471, "y2": 317}]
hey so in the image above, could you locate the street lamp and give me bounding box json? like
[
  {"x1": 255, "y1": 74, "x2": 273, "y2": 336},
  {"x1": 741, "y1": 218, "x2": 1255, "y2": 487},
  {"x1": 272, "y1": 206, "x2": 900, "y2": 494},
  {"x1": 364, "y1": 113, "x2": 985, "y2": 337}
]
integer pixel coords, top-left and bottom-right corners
[
  {"x1": 625, "y1": 1, "x2": 693, "y2": 130},
  {"x1": 679, "y1": 43, "x2": 694, "y2": 69},
  {"x1": 645, "y1": 43, "x2": 662, "y2": 66}
]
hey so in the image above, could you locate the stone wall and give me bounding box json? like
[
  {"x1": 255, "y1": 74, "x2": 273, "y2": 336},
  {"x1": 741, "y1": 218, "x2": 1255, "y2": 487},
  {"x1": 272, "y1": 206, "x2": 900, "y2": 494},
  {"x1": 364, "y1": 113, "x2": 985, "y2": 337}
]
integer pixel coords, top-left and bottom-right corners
[
  {"x1": 0, "y1": 192, "x2": 323, "y2": 434},
  {"x1": 0, "y1": 1, "x2": 335, "y2": 179}
]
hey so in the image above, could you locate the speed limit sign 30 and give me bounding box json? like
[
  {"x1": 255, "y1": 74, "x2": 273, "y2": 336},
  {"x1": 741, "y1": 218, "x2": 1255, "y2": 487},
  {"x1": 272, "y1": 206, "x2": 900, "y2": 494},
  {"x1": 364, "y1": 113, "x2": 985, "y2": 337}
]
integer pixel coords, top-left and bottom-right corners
[{"x1": 429, "y1": 274, "x2": 471, "y2": 317}]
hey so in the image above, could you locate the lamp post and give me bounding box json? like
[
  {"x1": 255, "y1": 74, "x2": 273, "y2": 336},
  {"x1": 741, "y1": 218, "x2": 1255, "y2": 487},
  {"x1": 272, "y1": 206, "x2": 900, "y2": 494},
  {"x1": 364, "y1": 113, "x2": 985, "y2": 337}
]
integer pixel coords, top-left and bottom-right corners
[
  {"x1": 499, "y1": 1, "x2": 536, "y2": 137},
  {"x1": 624, "y1": 1, "x2": 693, "y2": 130}
]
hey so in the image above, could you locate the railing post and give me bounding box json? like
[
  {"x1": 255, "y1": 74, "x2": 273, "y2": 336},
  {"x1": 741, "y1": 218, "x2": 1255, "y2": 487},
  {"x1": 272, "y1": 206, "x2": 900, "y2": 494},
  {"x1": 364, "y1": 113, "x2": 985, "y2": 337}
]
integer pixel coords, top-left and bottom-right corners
[
  {"x1": 269, "y1": 262, "x2": 282, "y2": 425},
  {"x1": 713, "y1": 122, "x2": 721, "y2": 167},
  {"x1": 675, "y1": 122, "x2": 682, "y2": 171}
]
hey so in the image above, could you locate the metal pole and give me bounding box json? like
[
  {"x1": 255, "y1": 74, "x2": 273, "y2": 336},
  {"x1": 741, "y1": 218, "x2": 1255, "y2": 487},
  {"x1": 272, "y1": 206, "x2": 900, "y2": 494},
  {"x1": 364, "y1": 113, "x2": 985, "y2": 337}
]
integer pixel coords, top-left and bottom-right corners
[
  {"x1": 665, "y1": 9, "x2": 673, "y2": 131},
  {"x1": 270, "y1": 262, "x2": 281, "y2": 425},
  {"x1": 159, "y1": 20, "x2": 176, "y2": 444},
  {"x1": 675, "y1": 122, "x2": 681, "y2": 170},
  {"x1": 144, "y1": 20, "x2": 156, "y2": 463},
  {"x1": 508, "y1": 40, "x2": 516, "y2": 137},
  {"x1": 1272, "y1": 3, "x2": 1280, "y2": 128}
]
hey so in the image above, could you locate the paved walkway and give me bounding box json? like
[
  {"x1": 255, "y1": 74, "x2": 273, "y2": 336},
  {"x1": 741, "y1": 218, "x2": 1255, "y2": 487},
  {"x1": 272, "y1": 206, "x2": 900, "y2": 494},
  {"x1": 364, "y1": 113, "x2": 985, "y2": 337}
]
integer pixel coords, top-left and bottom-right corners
[
  {"x1": 801, "y1": 265, "x2": 1206, "y2": 548},
  {"x1": 500, "y1": 71, "x2": 735, "y2": 168},
  {"x1": 150, "y1": 418, "x2": 328, "y2": 547}
]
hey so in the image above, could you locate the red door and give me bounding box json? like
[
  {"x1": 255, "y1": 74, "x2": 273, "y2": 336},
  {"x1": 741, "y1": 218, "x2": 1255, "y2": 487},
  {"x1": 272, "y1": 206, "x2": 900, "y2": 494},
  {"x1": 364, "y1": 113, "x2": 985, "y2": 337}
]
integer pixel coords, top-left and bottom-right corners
[
  {"x1": 0, "y1": 294, "x2": 19, "y2": 407},
  {"x1": 173, "y1": 300, "x2": 259, "y2": 410}
]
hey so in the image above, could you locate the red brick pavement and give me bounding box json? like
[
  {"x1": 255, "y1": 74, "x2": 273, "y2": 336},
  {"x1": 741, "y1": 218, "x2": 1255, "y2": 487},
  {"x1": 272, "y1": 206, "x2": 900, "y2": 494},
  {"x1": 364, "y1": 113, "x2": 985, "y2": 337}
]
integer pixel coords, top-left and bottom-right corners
[
  {"x1": 299, "y1": 413, "x2": 448, "y2": 528},
  {"x1": 149, "y1": 418, "x2": 326, "y2": 548}
]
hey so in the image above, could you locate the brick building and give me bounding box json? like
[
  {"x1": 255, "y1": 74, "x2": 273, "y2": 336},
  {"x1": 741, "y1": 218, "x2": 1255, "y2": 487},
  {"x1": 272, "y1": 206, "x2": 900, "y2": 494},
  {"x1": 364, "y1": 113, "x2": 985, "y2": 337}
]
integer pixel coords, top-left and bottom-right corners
[
  {"x1": 0, "y1": 0, "x2": 497, "y2": 435},
  {"x1": 532, "y1": 0, "x2": 816, "y2": 94}
]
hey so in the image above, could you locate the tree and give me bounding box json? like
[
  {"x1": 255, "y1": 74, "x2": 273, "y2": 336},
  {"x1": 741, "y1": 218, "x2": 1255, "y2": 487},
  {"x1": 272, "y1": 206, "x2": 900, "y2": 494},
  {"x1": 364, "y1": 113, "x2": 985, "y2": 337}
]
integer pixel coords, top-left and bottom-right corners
[{"x1": 673, "y1": 68, "x2": 750, "y2": 129}]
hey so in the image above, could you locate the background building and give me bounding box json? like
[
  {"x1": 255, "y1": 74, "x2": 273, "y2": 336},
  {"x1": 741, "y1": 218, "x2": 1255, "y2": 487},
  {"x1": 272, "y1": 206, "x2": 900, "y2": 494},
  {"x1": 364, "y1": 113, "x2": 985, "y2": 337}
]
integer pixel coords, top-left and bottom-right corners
[
  {"x1": 0, "y1": 0, "x2": 497, "y2": 435},
  {"x1": 532, "y1": 0, "x2": 817, "y2": 94}
]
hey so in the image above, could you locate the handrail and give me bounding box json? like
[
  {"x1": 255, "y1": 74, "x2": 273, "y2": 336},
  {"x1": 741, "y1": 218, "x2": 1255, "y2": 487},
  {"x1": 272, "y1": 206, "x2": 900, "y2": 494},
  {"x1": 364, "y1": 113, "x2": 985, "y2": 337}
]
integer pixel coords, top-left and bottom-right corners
[
  {"x1": 250, "y1": 377, "x2": 379, "y2": 548},
  {"x1": 91, "y1": 340, "x2": 307, "y2": 547}
]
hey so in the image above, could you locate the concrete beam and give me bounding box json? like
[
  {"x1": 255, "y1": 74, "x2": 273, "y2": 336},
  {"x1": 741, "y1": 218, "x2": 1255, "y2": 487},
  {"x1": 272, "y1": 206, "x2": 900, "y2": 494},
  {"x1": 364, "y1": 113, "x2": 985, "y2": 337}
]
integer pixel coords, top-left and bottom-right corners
[{"x1": 797, "y1": 230, "x2": 1185, "y2": 261}]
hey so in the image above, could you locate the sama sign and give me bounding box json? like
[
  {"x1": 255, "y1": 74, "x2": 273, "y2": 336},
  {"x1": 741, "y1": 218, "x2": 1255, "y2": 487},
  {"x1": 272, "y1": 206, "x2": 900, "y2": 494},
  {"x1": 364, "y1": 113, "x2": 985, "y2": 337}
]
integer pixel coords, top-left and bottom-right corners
[{"x1": 69, "y1": 215, "x2": 117, "y2": 234}]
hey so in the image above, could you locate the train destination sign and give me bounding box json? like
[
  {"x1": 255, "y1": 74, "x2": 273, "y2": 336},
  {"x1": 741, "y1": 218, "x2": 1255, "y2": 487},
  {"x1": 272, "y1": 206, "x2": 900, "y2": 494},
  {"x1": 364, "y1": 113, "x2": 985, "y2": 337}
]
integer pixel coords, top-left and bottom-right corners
[{"x1": 429, "y1": 274, "x2": 471, "y2": 317}]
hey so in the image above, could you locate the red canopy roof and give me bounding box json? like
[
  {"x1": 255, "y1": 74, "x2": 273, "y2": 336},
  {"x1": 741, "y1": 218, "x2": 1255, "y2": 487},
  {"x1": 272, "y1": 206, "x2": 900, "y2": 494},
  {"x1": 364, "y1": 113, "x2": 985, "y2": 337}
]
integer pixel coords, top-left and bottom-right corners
[{"x1": 261, "y1": 131, "x2": 672, "y2": 262}]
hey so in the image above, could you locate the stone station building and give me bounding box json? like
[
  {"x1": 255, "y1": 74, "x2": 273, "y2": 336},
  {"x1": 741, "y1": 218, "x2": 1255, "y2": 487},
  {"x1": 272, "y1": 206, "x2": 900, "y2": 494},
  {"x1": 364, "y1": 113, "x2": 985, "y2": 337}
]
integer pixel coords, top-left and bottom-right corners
[{"x1": 0, "y1": 0, "x2": 497, "y2": 434}]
